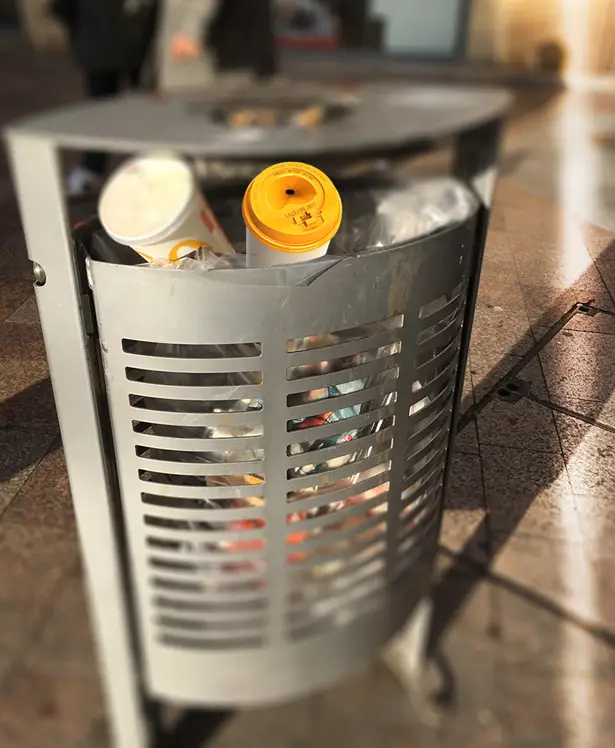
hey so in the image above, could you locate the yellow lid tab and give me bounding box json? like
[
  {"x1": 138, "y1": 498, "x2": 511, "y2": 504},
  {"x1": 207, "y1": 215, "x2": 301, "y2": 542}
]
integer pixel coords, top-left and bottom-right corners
[{"x1": 242, "y1": 162, "x2": 342, "y2": 254}]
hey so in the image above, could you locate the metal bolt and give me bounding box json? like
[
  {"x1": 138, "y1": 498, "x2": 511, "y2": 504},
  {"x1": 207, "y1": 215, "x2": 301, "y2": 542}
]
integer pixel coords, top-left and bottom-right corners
[{"x1": 32, "y1": 262, "x2": 46, "y2": 287}]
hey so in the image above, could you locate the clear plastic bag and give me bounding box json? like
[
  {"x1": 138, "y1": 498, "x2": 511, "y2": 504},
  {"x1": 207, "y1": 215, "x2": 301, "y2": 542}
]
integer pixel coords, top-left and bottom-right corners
[
  {"x1": 332, "y1": 177, "x2": 478, "y2": 256},
  {"x1": 148, "y1": 246, "x2": 246, "y2": 272}
]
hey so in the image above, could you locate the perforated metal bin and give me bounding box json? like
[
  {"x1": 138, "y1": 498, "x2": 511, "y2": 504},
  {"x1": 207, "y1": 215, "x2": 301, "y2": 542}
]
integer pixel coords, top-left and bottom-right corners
[
  {"x1": 87, "y1": 211, "x2": 477, "y2": 706},
  {"x1": 5, "y1": 88, "x2": 507, "y2": 748}
]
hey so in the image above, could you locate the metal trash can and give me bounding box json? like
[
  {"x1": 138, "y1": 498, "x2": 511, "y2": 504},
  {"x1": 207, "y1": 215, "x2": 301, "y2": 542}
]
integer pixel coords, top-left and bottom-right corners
[{"x1": 5, "y1": 88, "x2": 507, "y2": 748}]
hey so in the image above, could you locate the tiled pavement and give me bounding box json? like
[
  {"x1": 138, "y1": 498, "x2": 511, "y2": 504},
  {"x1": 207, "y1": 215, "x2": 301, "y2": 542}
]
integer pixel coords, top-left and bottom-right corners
[{"x1": 2, "y1": 40, "x2": 615, "y2": 748}]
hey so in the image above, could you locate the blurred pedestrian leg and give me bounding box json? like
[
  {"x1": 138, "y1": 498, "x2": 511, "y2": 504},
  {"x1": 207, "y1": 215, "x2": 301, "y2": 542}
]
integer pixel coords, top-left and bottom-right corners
[{"x1": 51, "y1": 0, "x2": 160, "y2": 197}]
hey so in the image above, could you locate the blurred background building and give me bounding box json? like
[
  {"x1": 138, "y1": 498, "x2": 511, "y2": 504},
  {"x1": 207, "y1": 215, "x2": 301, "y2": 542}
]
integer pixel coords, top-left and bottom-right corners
[{"x1": 6, "y1": 1, "x2": 615, "y2": 83}]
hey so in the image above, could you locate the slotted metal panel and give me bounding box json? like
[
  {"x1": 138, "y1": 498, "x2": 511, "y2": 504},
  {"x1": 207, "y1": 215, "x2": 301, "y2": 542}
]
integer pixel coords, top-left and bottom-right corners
[{"x1": 87, "y1": 216, "x2": 477, "y2": 706}]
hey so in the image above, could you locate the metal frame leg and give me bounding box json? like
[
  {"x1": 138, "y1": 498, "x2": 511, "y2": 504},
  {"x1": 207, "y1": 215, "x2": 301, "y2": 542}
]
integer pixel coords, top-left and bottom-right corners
[
  {"x1": 439, "y1": 116, "x2": 503, "y2": 538},
  {"x1": 6, "y1": 134, "x2": 153, "y2": 748},
  {"x1": 450, "y1": 115, "x2": 503, "y2": 425},
  {"x1": 381, "y1": 598, "x2": 443, "y2": 726}
]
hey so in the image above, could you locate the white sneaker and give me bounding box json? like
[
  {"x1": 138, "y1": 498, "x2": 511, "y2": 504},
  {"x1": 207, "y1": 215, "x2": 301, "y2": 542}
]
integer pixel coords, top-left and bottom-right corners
[{"x1": 66, "y1": 166, "x2": 103, "y2": 199}]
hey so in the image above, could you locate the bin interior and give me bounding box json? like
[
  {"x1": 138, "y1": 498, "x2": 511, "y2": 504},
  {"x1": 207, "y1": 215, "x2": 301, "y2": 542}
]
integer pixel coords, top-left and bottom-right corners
[{"x1": 78, "y1": 176, "x2": 478, "y2": 266}]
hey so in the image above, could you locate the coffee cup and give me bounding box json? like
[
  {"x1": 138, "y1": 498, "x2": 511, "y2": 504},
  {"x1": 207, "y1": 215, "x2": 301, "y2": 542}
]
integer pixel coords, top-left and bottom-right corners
[
  {"x1": 99, "y1": 153, "x2": 234, "y2": 263},
  {"x1": 242, "y1": 161, "x2": 342, "y2": 268}
]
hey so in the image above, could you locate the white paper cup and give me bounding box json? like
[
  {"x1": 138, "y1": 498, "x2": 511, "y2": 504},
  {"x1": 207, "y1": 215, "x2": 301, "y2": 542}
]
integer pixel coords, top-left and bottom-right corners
[
  {"x1": 99, "y1": 153, "x2": 234, "y2": 263},
  {"x1": 242, "y1": 161, "x2": 342, "y2": 268},
  {"x1": 246, "y1": 231, "x2": 330, "y2": 267}
]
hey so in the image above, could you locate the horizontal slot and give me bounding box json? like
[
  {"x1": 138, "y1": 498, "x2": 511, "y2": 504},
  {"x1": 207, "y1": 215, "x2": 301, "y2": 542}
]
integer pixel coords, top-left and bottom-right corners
[
  {"x1": 138, "y1": 479, "x2": 265, "y2": 502},
  {"x1": 406, "y1": 418, "x2": 449, "y2": 460},
  {"x1": 126, "y1": 368, "x2": 262, "y2": 386},
  {"x1": 130, "y1": 394, "x2": 262, "y2": 413},
  {"x1": 289, "y1": 538, "x2": 384, "y2": 579},
  {"x1": 123, "y1": 339, "x2": 262, "y2": 358},
  {"x1": 287, "y1": 470, "x2": 390, "y2": 513},
  {"x1": 133, "y1": 421, "x2": 264, "y2": 439},
  {"x1": 145, "y1": 514, "x2": 265, "y2": 537},
  {"x1": 151, "y1": 577, "x2": 202, "y2": 593},
  {"x1": 288, "y1": 596, "x2": 382, "y2": 641},
  {"x1": 287, "y1": 382, "x2": 397, "y2": 427},
  {"x1": 289, "y1": 553, "x2": 386, "y2": 594},
  {"x1": 159, "y1": 634, "x2": 264, "y2": 649},
  {"x1": 288, "y1": 445, "x2": 392, "y2": 492},
  {"x1": 286, "y1": 405, "x2": 397, "y2": 451},
  {"x1": 287, "y1": 415, "x2": 394, "y2": 458},
  {"x1": 129, "y1": 381, "x2": 262, "y2": 402},
  {"x1": 285, "y1": 357, "x2": 399, "y2": 396},
  {"x1": 149, "y1": 556, "x2": 264, "y2": 575},
  {"x1": 287, "y1": 494, "x2": 388, "y2": 540},
  {"x1": 288, "y1": 571, "x2": 384, "y2": 615},
  {"x1": 140, "y1": 506, "x2": 263, "y2": 525},
  {"x1": 410, "y1": 351, "x2": 458, "y2": 395},
  {"x1": 286, "y1": 422, "x2": 394, "y2": 469},
  {"x1": 288, "y1": 515, "x2": 386, "y2": 556},
  {"x1": 140, "y1": 472, "x2": 264, "y2": 487},
  {"x1": 148, "y1": 566, "x2": 264, "y2": 590},
  {"x1": 287, "y1": 392, "x2": 397, "y2": 434},
  {"x1": 399, "y1": 500, "x2": 441, "y2": 541},
  {"x1": 287, "y1": 438, "x2": 393, "y2": 483},
  {"x1": 398, "y1": 508, "x2": 440, "y2": 558},
  {"x1": 405, "y1": 445, "x2": 447, "y2": 484},
  {"x1": 418, "y1": 282, "x2": 463, "y2": 320},
  {"x1": 287, "y1": 340, "x2": 401, "y2": 381},
  {"x1": 136, "y1": 445, "x2": 264, "y2": 464},
  {"x1": 415, "y1": 326, "x2": 462, "y2": 371},
  {"x1": 286, "y1": 315, "x2": 403, "y2": 353},
  {"x1": 406, "y1": 424, "x2": 449, "y2": 464},
  {"x1": 137, "y1": 459, "x2": 265, "y2": 482},
  {"x1": 401, "y1": 477, "x2": 442, "y2": 514},
  {"x1": 142, "y1": 494, "x2": 264, "y2": 512},
  {"x1": 409, "y1": 377, "x2": 454, "y2": 418},
  {"x1": 289, "y1": 533, "x2": 386, "y2": 569},
  {"x1": 156, "y1": 614, "x2": 266, "y2": 632},
  {"x1": 400, "y1": 487, "x2": 441, "y2": 530},
  {"x1": 288, "y1": 504, "x2": 387, "y2": 542},
  {"x1": 147, "y1": 563, "x2": 264, "y2": 588},
  {"x1": 150, "y1": 581, "x2": 266, "y2": 602},
  {"x1": 130, "y1": 409, "x2": 264, "y2": 430},
  {"x1": 146, "y1": 516, "x2": 264, "y2": 536},
  {"x1": 409, "y1": 385, "x2": 453, "y2": 431},
  {"x1": 151, "y1": 576, "x2": 265, "y2": 594},
  {"x1": 146, "y1": 531, "x2": 266, "y2": 559},
  {"x1": 134, "y1": 433, "x2": 265, "y2": 455},
  {"x1": 288, "y1": 462, "x2": 390, "y2": 502},
  {"x1": 287, "y1": 369, "x2": 399, "y2": 409},
  {"x1": 147, "y1": 541, "x2": 266, "y2": 568},
  {"x1": 417, "y1": 305, "x2": 463, "y2": 346},
  {"x1": 402, "y1": 463, "x2": 445, "y2": 502},
  {"x1": 415, "y1": 344, "x2": 461, "y2": 389},
  {"x1": 153, "y1": 595, "x2": 266, "y2": 613}
]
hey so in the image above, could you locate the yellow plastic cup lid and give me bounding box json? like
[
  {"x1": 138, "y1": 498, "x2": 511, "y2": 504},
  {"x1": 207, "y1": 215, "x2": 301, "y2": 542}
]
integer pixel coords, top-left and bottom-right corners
[{"x1": 242, "y1": 162, "x2": 342, "y2": 253}]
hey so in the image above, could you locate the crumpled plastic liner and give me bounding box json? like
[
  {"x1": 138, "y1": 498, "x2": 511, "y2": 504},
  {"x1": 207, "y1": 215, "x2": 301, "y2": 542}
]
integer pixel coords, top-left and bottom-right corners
[
  {"x1": 147, "y1": 247, "x2": 246, "y2": 272},
  {"x1": 332, "y1": 177, "x2": 478, "y2": 256},
  {"x1": 144, "y1": 176, "x2": 477, "y2": 270}
]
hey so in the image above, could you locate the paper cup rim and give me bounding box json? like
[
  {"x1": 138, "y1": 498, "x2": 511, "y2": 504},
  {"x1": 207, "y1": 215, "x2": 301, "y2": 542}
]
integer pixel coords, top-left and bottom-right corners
[{"x1": 99, "y1": 156, "x2": 199, "y2": 248}]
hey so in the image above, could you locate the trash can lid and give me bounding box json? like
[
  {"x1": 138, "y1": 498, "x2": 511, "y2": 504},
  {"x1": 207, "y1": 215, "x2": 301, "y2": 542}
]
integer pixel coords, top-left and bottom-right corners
[{"x1": 242, "y1": 162, "x2": 342, "y2": 253}]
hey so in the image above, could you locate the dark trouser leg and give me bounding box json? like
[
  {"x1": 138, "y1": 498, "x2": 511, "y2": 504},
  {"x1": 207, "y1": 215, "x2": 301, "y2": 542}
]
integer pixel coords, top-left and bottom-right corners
[{"x1": 81, "y1": 71, "x2": 121, "y2": 175}]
